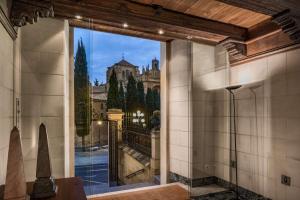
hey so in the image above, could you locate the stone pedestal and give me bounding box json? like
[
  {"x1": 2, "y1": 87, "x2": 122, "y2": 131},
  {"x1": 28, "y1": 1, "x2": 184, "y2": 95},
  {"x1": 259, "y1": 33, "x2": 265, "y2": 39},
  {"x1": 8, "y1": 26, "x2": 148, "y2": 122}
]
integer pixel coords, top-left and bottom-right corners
[
  {"x1": 151, "y1": 130, "x2": 160, "y2": 176},
  {"x1": 107, "y1": 109, "x2": 124, "y2": 143}
]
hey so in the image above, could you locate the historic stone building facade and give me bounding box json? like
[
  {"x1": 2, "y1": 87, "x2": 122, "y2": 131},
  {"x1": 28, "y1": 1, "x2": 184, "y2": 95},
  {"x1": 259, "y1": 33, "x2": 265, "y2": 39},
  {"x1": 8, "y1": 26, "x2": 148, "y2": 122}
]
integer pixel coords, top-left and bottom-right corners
[
  {"x1": 91, "y1": 84, "x2": 107, "y2": 120},
  {"x1": 106, "y1": 57, "x2": 160, "y2": 92},
  {"x1": 106, "y1": 59, "x2": 140, "y2": 91},
  {"x1": 139, "y1": 58, "x2": 160, "y2": 93}
]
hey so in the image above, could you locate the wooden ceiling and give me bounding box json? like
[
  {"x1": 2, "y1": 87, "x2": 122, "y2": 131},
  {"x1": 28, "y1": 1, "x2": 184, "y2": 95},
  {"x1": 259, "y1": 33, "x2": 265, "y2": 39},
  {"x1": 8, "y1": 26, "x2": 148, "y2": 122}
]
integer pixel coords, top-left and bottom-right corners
[
  {"x1": 8, "y1": 0, "x2": 300, "y2": 63},
  {"x1": 132, "y1": 0, "x2": 271, "y2": 28}
]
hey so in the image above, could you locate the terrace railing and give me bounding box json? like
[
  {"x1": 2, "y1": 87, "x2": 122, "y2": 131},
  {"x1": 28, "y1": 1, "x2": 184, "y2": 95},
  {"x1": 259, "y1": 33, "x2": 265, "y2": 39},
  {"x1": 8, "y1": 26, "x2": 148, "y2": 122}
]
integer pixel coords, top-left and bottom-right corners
[
  {"x1": 122, "y1": 130, "x2": 151, "y2": 157},
  {"x1": 122, "y1": 111, "x2": 151, "y2": 157}
]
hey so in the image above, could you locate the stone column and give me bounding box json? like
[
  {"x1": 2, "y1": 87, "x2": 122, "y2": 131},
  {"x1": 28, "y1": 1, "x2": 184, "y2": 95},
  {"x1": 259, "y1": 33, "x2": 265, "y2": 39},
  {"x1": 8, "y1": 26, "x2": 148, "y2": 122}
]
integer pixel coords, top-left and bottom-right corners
[
  {"x1": 107, "y1": 109, "x2": 124, "y2": 185},
  {"x1": 151, "y1": 129, "x2": 160, "y2": 176},
  {"x1": 107, "y1": 109, "x2": 124, "y2": 143}
]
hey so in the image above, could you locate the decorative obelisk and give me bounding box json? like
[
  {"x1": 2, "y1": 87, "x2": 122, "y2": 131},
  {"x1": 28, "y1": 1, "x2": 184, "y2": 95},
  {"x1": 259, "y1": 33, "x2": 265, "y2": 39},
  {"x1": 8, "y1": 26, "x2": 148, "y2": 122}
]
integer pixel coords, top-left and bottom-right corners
[
  {"x1": 30, "y1": 124, "x2": 56, "y2": 199},
  {"x1": 4, "y1": 127, "x2": 28, "y2": 200}
]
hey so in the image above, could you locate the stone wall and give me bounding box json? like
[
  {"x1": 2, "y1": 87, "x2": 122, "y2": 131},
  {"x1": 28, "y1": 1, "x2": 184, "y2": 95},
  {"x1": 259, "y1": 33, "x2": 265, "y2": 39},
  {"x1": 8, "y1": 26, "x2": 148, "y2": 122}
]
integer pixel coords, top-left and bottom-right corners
[
  {"x1": 20, "y1": 18, "x2": 70, "y2": 181},
  {"x1": 191, "y1": 43, "x2": 300, "y2": 200},
  {"x1": 168, "y1": 40, "x2": 193, "y2": 179},
  {"x1": 164, "y1": 39, "x2": 300, "y2": 199},
  {"x1": 0, "y1": 5, "x2": 15, "y2": 185}
]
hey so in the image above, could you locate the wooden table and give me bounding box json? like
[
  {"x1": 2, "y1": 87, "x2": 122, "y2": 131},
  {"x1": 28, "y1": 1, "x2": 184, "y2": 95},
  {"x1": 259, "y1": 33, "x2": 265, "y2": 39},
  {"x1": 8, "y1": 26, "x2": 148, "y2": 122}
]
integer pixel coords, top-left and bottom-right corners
[{"x1": 0, "y1": 177, "x2": 87, "y2": 200}]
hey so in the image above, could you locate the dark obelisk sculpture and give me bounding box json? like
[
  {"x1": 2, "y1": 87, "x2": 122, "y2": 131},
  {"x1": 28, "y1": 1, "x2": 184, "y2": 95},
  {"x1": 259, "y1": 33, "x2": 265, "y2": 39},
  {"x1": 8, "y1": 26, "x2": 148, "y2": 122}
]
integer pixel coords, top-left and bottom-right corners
[
  {"x1": 4, "y1": 127, "x2": 28, "y2": 200},
  {"x1": 30, "y1": 124, "x2": 57, "y2": 199}
]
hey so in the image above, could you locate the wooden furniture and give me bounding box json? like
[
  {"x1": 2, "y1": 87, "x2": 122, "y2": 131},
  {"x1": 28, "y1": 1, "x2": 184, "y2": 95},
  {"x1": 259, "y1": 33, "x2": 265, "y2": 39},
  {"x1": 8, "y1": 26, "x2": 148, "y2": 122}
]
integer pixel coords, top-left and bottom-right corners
[{"x1": 0, "y1": 177, "x2": 87, "y2": 200}]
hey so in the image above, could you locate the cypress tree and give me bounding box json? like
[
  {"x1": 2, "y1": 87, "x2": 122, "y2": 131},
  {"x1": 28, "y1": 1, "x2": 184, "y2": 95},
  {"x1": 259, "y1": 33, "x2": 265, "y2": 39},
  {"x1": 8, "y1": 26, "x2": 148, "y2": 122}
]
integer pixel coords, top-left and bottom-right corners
[
  {"x1": 153, "y1": 89, "x2": 160, "y2": 110},
  {"x1": 74, "y1": 39, "x2": 91, "y2": 148},
  {"x1": 119, "y1": 82, "x2": 125, "y2": 111},
  {"x1": 137, "y1": 81, "x2": 145, "y2": 110},
  {"x1": 145, "y1": 88, "x2": 154, "y2": 114},
  {"x1": 126, "y1": 75, "x2": 138, "y2": 112},
  {"x1": 107, "y1": 69, "x2": 120, "y2": 109}
]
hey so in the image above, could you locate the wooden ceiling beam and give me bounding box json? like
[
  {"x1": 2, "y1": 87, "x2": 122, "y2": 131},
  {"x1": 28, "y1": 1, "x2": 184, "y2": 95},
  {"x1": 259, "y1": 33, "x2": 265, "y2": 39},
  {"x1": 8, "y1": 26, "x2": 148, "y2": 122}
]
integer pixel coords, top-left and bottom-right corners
[
  {"x1": 9, "y1": 0, "x2": 299, "y2": 64},
  {"x1": 247, "y1": 20, "x2": 281, "y2": 43},
  {"x1": 68, "y1": 18, "x2": 219, "y2": 45},
  {"x1": 68, "y1": 19, "x2": 173, "y2": 42},
  {"x1": 52, "y1": 0, "x2": 246, "y2": 42},
  {"x1": 216, "y1": 0, "x2": 300, "y2": 43},
  {"x1": 216, "y1": 0, "x2": 300, "y2": 62}
]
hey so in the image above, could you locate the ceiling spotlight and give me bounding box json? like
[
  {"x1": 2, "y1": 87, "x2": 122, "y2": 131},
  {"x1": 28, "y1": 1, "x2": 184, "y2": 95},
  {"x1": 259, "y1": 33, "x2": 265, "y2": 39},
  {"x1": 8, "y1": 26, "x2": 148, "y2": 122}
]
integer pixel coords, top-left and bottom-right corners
[
  {"x1": 158, "y1": 29, "x2": 164, "y2": 35},
  {"x1": 123, "y1": 23, "x2": 129, "y2": 28},
  {"x1": 75, "y1": 15, "x2": 82, "y2": 20},
  {"x1": 187, "y1": 35, "x2": 193, "y2": 40}
]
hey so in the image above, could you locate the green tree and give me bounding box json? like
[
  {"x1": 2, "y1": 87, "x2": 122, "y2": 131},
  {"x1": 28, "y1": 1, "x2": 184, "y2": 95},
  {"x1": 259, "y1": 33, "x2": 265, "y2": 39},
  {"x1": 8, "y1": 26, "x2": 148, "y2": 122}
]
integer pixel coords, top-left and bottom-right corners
[
  {"x1": 126, "y1": 75, "x2": 138, "y2": 112},
  {"x1": 74, "y1": 39, "x2": 91, "y2": 148},
  {"x1": 107, "y1": 69, "x2": 120, "y2": 109},
  {"x1": 145, "y1": 88, "x2": 154, "y2": 114},
  {"x1": 94, "y1": 79, "x2": 99, "y2": 86},
  {"x1": 137, "y1": 81, "x2": 145, "y2": 109},
  {"x1": 119, "y1": 82, "x2": 125, "y2": 111},
  {"x1": 153, "y1": 89, "x2": 160, "y2": 110}
]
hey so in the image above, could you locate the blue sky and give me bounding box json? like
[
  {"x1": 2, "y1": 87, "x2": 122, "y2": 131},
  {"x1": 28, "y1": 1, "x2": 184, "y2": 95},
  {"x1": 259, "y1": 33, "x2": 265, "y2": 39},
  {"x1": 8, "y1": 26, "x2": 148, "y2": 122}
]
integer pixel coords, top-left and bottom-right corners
[{"x1": 74, "y1": 28, "x2": 161, "y2": 84}]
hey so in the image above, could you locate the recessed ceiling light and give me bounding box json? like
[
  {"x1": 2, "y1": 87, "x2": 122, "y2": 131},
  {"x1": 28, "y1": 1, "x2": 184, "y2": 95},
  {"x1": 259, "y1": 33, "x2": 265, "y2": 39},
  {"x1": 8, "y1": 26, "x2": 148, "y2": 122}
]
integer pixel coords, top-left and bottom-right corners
[
  {"x1": 123, "y1": 23, "x2": 129, "y2": 28},
  {"x1": 187, "y1": 35, "x2": 193, "y2": 40},
  {"x1": 158, "y1": 29, "x2": 164, "y2": 35},
  {"x1": 75, "y1": 15, "x2": 82, "y2": 20}
]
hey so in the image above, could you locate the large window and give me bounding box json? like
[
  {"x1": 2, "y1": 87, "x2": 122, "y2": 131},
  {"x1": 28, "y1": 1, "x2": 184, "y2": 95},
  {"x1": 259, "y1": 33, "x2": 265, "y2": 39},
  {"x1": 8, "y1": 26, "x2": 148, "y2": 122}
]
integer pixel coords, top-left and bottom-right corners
[{"x1": 73, "y1": 28, "x2": 161, "y2": 195}]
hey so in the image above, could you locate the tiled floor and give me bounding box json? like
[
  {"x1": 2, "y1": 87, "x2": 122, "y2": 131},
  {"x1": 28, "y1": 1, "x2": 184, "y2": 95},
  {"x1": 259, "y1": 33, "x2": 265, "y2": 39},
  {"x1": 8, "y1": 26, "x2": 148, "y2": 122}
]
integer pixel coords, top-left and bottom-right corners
[{"x1": 89, "y1": 185, "x2": 189, "y2": 200}]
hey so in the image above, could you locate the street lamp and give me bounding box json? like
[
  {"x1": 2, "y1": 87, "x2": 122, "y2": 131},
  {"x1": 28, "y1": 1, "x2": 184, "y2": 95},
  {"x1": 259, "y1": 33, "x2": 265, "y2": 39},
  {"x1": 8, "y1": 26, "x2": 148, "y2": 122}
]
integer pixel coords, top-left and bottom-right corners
[
  {"x1": 97, "y1": 120, "x2": 103, "y2": 146},
  {"x1": 132, "y1": 110, "x2": 146, "y2": 127}
]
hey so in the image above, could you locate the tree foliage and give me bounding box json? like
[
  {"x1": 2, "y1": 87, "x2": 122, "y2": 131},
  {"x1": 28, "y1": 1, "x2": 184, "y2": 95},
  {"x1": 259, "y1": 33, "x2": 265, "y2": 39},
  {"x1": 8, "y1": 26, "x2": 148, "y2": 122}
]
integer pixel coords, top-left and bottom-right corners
[
  {"x1": 74, "y1": 39, "x2": 91, "y2": 147},
  {"x1": 119, "y1": 82, "x2": 125, "y2": 111},
  {"x1": 107, "y1": 69, "x2": 120, "y2": 109},
  {"x1": 126, "y1": 75, "x2": 138, "y2": 112},
  {"x1": 94, "y1": 79, "x2": 99, "y2": 86},
  {"x1": 137, "y1": 81, "x2": 145, "y2": 109},
  {"x1": 145, "y1": 88, "x2": 155, "y2": 114},
  {"x1": 153, "y1": 89, "x2": 160, "y2": 111}
]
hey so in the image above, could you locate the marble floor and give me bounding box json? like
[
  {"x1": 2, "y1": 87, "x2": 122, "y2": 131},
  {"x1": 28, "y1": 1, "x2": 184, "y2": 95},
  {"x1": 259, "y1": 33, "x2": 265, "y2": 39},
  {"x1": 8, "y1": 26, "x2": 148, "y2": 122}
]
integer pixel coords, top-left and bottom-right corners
[
  {"x1": 190, "y1": 184, "x2": 227, "y2": 197},
  {"x1": 193, "y1": 190, "x2": 270, "y2": 200}
]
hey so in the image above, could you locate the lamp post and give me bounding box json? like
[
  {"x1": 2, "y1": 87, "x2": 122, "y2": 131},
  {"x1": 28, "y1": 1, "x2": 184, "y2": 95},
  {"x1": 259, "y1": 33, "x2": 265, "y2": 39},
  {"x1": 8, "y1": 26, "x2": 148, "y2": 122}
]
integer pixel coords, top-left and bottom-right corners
[
  {"x1": 97, "y1": 120, "x2": 103, "y2": 146},
  {"x1": 132, "y1": 110, "x2": 146, "y2": 127}
]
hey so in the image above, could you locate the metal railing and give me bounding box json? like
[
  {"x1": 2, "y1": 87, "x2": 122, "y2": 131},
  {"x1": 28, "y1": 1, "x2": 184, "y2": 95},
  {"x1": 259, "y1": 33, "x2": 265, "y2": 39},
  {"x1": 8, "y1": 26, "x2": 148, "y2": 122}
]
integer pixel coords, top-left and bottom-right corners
[
  {"x1": 122, "y1": 130, "x2": 151, "y2": 157},
  {"x1": 126, "y1": 168, "x2": 145, "y2": 179}
]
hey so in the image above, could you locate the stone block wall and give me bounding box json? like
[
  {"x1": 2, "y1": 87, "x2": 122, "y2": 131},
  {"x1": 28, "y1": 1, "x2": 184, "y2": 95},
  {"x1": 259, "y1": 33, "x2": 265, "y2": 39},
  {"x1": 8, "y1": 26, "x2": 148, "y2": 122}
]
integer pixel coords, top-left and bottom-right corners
[
  {"x1": 20, "y1": 18, "x2": 70, "y2": 181},
  {"x1": 191, "y1": 43, "x2": 300, "y2": 200},
  {"x1": 0, "y1": 10, "x2": 14, "y2": 185}
]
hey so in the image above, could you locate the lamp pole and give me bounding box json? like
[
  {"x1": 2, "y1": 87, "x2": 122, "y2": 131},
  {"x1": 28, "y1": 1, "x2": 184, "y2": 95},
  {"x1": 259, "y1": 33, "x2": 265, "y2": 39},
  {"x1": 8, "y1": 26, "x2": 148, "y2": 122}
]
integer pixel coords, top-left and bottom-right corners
[{"x1": 97, "y1": 120, "x2": 103, "y2": 146}]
